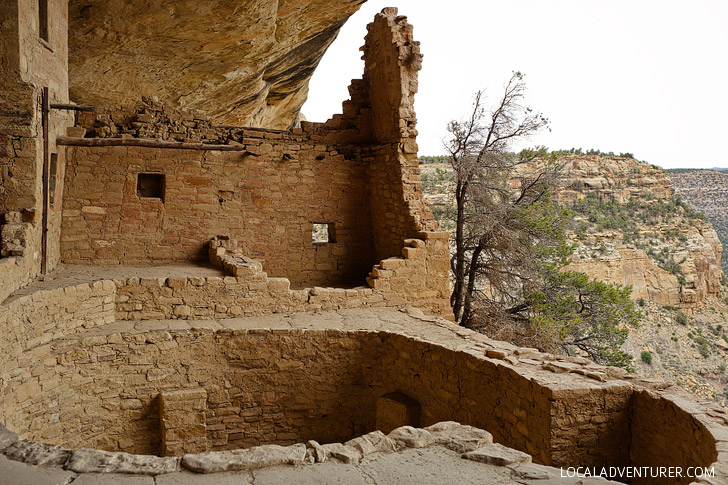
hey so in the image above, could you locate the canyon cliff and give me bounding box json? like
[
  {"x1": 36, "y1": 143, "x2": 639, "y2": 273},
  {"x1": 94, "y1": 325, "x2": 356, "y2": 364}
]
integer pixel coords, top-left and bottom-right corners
[{"x1": 556, "y1": 156, "x2": 722, "y2": 307}]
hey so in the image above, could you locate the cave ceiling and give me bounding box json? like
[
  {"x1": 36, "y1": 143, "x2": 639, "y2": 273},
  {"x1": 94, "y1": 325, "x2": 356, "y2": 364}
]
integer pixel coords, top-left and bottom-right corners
[{"x1": 68, "y1": 0, "x2": 366, "y2": 128}]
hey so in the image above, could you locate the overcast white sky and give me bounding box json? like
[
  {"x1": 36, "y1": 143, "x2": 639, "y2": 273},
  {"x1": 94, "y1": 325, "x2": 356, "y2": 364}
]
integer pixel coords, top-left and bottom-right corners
[{"x1": 303, "y1": 0, "x2": 728, "y2": 169}]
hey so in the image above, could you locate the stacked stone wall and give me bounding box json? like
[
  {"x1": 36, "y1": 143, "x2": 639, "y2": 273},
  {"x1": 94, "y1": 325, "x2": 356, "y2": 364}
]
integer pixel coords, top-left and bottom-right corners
[
  {"x1": 61, "y1": 8, "x2": 438, "y2": 276},
  {"x1": 12, "y1": 328, "x2": 375, "y2": 454},
  {"x1": 0, "y1": 82, "x2": 43, "y2": 303},
  {"x1": 548, "y1": 384, "x2": 632, "y2": 468},
  {"x1": 630, "y1": 390, "x2": 719, "y2": 484},
  {"x1": 0, "y1": 301, "x2": 723, "y2": 485},
  {"x1": 0, "y1": 0, "x2": 73, "y2": 301},
  {"x1": 0, "y1": 322, "x2": 630, "y2": 460},
  {"x1": 114, "y1": 233, "x2": 451, "y2": 319},
  {"x1": 362, "y1": 10, "x2": 437, "y2": 261},
  {"x1": 61, "y1": 133, "x2": 376, "y2": 288},
  {"x1": 0, "y1": 281, "x2": 115, "y2": 437},
  {"x1": 365, "y1": 333, "x2": 553, "y2": 464}
]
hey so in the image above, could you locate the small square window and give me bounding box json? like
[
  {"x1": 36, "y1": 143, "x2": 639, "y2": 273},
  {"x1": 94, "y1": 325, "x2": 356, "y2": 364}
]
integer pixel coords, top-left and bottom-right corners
[
  {"x1": 312, "y1": 223, "x2": 335, "y2": 244},
  {"x1": 137, "y1": 173, "x2": 165, "y2": 201}
]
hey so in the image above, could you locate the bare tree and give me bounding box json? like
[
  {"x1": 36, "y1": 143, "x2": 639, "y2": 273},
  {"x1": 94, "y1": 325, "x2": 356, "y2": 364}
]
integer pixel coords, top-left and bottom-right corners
[
  {"x1": 443, "y1": 73, "x2": 640, "y2": 370},
  {"x1": 446, "y1": 72, "x2": 551, "y2": 323}
]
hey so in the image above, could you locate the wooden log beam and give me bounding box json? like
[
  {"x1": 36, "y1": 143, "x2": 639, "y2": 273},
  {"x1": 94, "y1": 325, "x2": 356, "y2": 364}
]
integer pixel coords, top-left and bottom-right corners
[
  {"x1": 49, "y1": 103, "x2": 96, "y2": 112},
  {"x1": 57, "y1": 136, "x2": 258, "y2": 154}
]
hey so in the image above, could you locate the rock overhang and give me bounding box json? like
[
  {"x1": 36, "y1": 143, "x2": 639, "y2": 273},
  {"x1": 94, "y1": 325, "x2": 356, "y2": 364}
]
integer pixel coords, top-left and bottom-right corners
[{"x1": 67, "y1": 0, "x2": 367, "y2": 128}]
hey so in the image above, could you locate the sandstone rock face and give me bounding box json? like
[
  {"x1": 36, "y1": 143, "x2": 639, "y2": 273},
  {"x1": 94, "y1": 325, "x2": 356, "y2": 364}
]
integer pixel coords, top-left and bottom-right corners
[
  {"x1": 555, "y1": 155, "x2": 674, "y2": 203},
  {"x1": 549, "y1": 156, "x2": 723, "y2": 307},
  {"x1": 67, "y1": 0, "x2": 365, "y2": 128},
  {"x1": 461, "y1": 443, "x2": 531, "y2": 466},
  {"x1": 568, "y1": 226, "x2": 723, "y2": 307},
  {"x1": 182, "y1": 443, "x2": 306, "y2": 473}
]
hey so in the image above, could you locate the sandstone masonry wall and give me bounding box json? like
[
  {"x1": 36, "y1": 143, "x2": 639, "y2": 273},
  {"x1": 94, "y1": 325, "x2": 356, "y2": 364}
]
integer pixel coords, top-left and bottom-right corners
[
  {"x1": 0, "y1": 0, "x2": 73, "y2": 301},
  {"x1": 114, "y1": 233, "x2": 451, "y2": 319},
  {"x1": 0, "y1": 282, "x2": 115, "y2": 438},
  {"x1": 362, "y1": 10, "x2": 438, "y2": 262},
  {"x1": 8, "y1": 328, "x2": 372, "y2": 454},
  {"x1": 0, "y1": 319, "x2": 633, "y2": 461},
  {"x1": 630, "y1": 390, "x2": 718, "y2": 485},
  {"x1": 0, "y1": 300, "x2": 724, "y2": 485},
  {"x1": 60, "y1": 8, "x2": 438, "y2": 284},
  {"x1": 61, "y1": 134, "x2": 376, "y2": 288}
]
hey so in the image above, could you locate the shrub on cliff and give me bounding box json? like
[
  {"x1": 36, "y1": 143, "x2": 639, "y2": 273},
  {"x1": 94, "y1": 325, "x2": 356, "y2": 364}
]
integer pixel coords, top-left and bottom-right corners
[
  {"x1": 641, "y1": 351, "x2": 653, "y2": 364},
  {"x1": 676, "y1": 311, "x2": 688, "y2": 325},
  {"x1": 520, "y1": 265, "x2": 639, "y2": 369}
]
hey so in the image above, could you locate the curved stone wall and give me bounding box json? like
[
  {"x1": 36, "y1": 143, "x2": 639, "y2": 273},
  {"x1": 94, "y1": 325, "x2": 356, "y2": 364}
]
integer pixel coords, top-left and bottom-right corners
[
  {"x1": 0, "y1": 281, "x2": 725, "y2": 484},
  {"x1": 5, "y1": 326, "x2": 375, "y2": 454}
]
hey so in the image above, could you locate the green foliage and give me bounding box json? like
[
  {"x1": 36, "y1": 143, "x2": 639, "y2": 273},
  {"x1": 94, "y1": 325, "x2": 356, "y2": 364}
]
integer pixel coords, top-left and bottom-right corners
[
  {"x1": 526, "y1": 266, "x2": 639, "y2": 370},
  {"x1": 430, "y1": 202, "x2": 455, "y2": 232},
  {"x1": 420, "y1": 167, "x2": 453, "y2": 192},
  {"x1": 568, "y1": 194, "x2": 705, "y2": 266},
  {"x1": 550, "y1": 148, "x2": 635, "y2": 159},
  {"x1": 641, "y1": 351, "x2": 652, "y2": 364},
  {"x1": 699, "y1": 342, "x2": 710, "y2": 358},
  {"x1": 676, "y1": 311, "x2": 688, "y2": 325},
  {"x1": 637, "y1": 298, "x2": 645, "y2": 307},
  {"x1": 418, "y1": 155, "x2": 449, "y2": 164},
  {"x1": 665, "y1": 168, "x2": 718, "y2": 174}
]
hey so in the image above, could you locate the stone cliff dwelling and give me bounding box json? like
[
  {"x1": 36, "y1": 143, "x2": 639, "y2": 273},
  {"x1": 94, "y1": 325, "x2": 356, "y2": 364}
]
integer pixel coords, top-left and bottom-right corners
[{"x1": 0, "y1": 1, "x2": 727, "y2": 484}]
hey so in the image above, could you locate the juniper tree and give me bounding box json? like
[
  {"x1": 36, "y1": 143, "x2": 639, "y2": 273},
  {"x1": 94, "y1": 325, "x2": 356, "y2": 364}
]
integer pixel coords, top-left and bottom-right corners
[{"x1": 445, "y1": 72, "x2": 639, "y2": 369}]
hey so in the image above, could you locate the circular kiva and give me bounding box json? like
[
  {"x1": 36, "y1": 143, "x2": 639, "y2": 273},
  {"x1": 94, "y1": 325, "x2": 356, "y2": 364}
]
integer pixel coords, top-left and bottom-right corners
[{"x1": 0, "y1": 280, "x2": 725, "y2": 483}]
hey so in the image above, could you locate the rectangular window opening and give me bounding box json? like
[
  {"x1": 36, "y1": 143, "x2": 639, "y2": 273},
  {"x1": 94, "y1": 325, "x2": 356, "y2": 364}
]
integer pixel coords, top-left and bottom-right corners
[
  {"x1": 38, "y1": 0, "x2": 49, "y2": 42},
  {"x1": 137, "y1": 173, "x2": 165, "y2": 201},
  {"x1": 312, "y1": 223, "x2": 335, "y2": 244}
]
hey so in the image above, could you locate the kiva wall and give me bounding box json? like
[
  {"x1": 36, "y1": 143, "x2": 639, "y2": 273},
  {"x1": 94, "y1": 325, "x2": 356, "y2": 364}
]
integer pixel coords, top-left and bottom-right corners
[{"x1": 0, "y1": 293, "x2": 719, "y2": 485}]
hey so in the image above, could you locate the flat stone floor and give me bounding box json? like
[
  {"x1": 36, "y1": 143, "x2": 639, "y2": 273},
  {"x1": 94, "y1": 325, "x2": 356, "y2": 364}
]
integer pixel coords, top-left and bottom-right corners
[
  {"x1": 5, "y1": 263, "x2": 225, "y2": 303},
  {"x1": 1, "y1": 446, "x2": 620, "y2": 484}
]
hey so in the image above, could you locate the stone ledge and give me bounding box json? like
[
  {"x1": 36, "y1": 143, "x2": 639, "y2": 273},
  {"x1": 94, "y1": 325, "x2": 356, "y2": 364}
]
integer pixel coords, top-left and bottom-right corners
[
  {"x1": 182, "y1": 443, "x2": 306, "y2": 473},
  {"x1": 462, "y1": 443, "x2": 531, "y2": 466},
  {"x1": 0, "y1": 421, "x2": 638, "y2": 483},
  {"x1": 66, "y1": 448, "x2": 179, "y2": 475}
]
